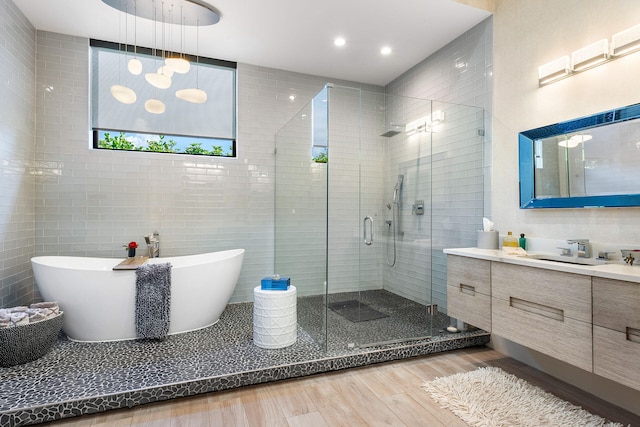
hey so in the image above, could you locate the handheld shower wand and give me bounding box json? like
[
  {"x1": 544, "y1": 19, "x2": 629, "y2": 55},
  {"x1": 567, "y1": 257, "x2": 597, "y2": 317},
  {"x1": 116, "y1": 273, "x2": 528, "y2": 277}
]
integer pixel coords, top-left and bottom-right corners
[
  {"x1": 393, "y1": 175, "x2": 404, "y2": 203},
  {"x1": 387, "y1": 174, "x2": 404, "y2": 267}
]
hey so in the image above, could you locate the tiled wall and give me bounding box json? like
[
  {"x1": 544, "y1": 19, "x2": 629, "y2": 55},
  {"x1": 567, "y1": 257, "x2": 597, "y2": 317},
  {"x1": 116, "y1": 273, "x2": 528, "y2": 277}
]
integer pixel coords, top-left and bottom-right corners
[
  {"x1": 1, "y1": 7, "x2": 491, "y2": 309},
  {"x1": 32, "y1": 30, "x2": 381, "y2": 304},
  {"x1": 384, "y1": 18, "x2": 492, "y2": 311},
  {"x1": 0, "y1": 1, "x2": 36, "y2": 308}
]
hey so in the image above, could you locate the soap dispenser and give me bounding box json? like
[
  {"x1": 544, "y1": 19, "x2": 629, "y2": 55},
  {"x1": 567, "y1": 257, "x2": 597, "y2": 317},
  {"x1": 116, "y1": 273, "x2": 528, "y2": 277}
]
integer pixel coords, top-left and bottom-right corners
[
  {"x1": 519, "y1": 233, "x2": 527, "y2": 250},
  {"x1": 503, "y1": 231, "x2": 518, "y2": 247}
]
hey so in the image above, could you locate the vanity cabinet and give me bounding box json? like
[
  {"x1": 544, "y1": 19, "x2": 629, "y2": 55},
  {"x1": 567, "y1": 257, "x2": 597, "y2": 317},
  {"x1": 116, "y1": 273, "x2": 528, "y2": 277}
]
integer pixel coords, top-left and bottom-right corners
[
  {"x1": 446, "y1": 255, "x2": 491, "y2": 331},
  {"x1": 491, "y1": 262, "x2": 592, "y2": 372},
  {"x1": 593, "y1": 277, "x2": 640, "y2": 392}
]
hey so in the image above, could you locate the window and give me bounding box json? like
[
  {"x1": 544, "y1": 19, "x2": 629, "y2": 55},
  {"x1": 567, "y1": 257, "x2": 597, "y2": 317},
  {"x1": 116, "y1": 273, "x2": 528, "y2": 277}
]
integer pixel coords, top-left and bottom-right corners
[
  {"x1": 90, "y1": 40, "x2": 237, "y2": 157},
  {"x1": 311, "y1": 86, "x2": 328, "y2": 163}
]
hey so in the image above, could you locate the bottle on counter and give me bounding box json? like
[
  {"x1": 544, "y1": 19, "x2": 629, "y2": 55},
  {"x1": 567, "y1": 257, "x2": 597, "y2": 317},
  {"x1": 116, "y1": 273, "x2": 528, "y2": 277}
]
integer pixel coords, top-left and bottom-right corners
[
  {"x1": 503, "y1": 231, "x2": 519, "y2": 247},
  {"x1": 519, "y1": 233, "x2": 527, "y2": 250}
]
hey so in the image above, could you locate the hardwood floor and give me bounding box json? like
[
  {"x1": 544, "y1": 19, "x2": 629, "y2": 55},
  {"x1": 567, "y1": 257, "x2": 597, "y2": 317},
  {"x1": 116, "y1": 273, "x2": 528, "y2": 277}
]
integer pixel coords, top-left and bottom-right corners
[{"x1": 43, "y1": 346, "x2": 640, "y2": 426}]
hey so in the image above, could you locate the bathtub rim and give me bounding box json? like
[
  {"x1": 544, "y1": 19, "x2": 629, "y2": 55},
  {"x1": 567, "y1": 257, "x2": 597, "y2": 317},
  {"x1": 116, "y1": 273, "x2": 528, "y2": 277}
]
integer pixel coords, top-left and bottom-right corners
[{"x1": 31, "y1": 248, "x2": 245, "y2": 271}]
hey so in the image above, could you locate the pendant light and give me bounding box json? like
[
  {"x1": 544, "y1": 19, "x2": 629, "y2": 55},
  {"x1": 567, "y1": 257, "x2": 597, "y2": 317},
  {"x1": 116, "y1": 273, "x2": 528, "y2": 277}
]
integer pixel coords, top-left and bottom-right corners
[
  {"x1": 145, "y1": 2, "x2": 171, "y2": 90},
  {"x1": 176, "y1": 19, "x2": 207, "y2": 103},
  {"x1": 145, "y1": 72, "x2": 171, "y2": 89},
  {"x1": 111, "y1": 85, "x2": 137, "y2": 104},
  {"x1": 111, "y1": 6, "x2": 136, "y2": 104},
  {"x1": 145, "y1": 98, "x2": 166, "y2": 114},
  {"x1": 157, "y1": 65, "x2": 174, "y2": 78},
  {"x1": 165, "y1": 6, "x2": 191, "y2": 74},
  {"x1": 127, "y1": 0, "x2": 142, "y2": 75},
  {"x1": 145, "y1": 2, "x2": 166, "y2": 114}
]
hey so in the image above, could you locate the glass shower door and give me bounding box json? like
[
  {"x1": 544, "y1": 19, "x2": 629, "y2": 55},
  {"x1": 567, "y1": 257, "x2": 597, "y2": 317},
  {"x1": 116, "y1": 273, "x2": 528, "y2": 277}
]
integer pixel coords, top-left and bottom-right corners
[
  {"x1": 324, "y1": 87, "x2": 437, "y2": 347},
  {"x1": 274, "y1": 87, "x2": 329, "y2": 350},
  {"x1": 361, "y1": 93, "x2": 436, "y2": 346}
]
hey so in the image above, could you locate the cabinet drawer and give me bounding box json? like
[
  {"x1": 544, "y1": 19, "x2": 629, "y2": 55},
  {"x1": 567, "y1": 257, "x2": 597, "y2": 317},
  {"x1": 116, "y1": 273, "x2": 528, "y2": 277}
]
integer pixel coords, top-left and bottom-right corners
[
  {"x1": 492, "y1": 296, "x2": 592, "y2": 371},
  {"x1": 593, "y1": 277, "x2": 640, "y2": 332},
  {"x1": 447, "y1": 255, "x2": 491, "y2": 296},
  {"x1": 492, "y1": 262, "x2": 591, "y2": 323},
  {"x1": 593, "y1": 325, "x2": 640, "y2": 391},
  {"x1": 447, "y1": 284, "x2": 491, "y2": 331}
]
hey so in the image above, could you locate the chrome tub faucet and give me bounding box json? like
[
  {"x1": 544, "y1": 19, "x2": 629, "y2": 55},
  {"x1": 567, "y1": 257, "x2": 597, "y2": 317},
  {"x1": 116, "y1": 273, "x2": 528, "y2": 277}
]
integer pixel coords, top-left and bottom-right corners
[{"x1": 145, "y1": 232, "x2": 160, "y2": 258}]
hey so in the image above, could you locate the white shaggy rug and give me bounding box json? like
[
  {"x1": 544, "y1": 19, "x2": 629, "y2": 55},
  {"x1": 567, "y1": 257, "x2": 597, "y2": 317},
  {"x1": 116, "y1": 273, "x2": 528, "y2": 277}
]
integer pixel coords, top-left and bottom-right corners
[{"x1": 422, "y1": 367, "x2": 624, "y2": 427}]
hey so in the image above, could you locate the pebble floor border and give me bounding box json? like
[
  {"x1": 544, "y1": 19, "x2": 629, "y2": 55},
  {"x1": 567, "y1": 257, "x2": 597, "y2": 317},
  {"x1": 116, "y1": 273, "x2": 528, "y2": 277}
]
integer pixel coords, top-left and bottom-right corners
[{"x1": 1, "y1": 293, "x2": 489, "y2": 426}]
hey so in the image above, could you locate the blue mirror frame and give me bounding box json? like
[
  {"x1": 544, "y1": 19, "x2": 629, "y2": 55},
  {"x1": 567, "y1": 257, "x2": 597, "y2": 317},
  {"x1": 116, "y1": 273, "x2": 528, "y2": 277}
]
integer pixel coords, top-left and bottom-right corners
[{"x1": 519, "y1": 102, "x2": 640, "y2": 209}]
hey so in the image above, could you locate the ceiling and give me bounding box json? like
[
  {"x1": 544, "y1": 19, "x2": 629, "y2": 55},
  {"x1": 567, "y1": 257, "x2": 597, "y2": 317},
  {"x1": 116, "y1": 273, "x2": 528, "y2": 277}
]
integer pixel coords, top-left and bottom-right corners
[{"x1": 13, "y1": 0, "x2": 491, "y2": 86}]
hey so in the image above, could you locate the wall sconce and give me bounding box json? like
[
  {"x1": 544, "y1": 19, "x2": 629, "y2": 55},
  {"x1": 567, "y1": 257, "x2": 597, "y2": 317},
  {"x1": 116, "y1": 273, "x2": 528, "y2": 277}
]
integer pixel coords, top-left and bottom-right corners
[
  {"x1": 431, "y1": 110, "x2": 445, "y2": 125},
  {"x1": 405, "y1": 111, "x2": 445, "y2": 135},
  {"x1": 538, "y1": 24, "x2": 640, "y2": 86},
  {"x1": 611, "y1": 24, "x2": 640, "y2": 56},
  {"x1": 405, "y1": 117, "x2": 426, "y2": 136},
  {"x1": 538, "y1": 56, "x2": 570, "y2": 85},
  {"x1": 571, "y1": 39, "x2": 609, "y2": 71}
]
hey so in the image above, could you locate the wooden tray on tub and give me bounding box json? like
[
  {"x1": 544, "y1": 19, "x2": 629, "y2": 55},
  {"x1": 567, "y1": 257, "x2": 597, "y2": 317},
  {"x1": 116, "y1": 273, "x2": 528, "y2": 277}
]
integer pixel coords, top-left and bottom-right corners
[{"x1": 113, "y1": 256, "x2": 149, "y2": 270}]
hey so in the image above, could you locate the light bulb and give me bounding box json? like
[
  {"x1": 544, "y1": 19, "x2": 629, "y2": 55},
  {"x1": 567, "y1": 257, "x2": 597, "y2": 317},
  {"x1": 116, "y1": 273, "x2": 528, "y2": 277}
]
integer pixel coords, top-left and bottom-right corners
[
  {"x1": 145, "y1": 72, "x2": 172, "y2": 89},
  {"x1": 176, "y1": 88, "x2": 207, "y2": 104},
  {"x1": 128, "y1": 57, "x2": 142, "y2": 75},
  {"x1": 165, "y1": 57, "x2": 190, "y2": 74},
  {"x1": 144, "y1": 98, "x2": 165, "y2": 114},
  {"x1": 157, "y1": 65, "x2": 174, "y2": 78},
  {"x1": 110, "y1": 84, "x2": 137, "y2": 104}
]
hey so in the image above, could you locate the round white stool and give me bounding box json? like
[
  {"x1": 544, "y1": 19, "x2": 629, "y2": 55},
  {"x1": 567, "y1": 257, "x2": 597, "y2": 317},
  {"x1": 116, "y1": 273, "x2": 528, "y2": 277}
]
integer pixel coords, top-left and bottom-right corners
[{"x1": 253, "y1": 285, "x2": 297, "y2": 349}]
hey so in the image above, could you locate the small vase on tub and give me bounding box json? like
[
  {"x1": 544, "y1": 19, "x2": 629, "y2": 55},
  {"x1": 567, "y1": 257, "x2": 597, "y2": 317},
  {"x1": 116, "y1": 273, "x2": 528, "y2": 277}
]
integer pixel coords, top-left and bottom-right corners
[{"x1": 126, "y1": 241, "x2": 138, "y2": 258}]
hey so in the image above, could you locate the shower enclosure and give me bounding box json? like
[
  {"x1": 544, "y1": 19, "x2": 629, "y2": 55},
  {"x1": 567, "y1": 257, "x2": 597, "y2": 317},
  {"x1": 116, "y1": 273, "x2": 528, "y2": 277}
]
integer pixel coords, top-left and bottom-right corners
[{"x1": 275, "y1": 85, "x2": 484, "y2": 351}]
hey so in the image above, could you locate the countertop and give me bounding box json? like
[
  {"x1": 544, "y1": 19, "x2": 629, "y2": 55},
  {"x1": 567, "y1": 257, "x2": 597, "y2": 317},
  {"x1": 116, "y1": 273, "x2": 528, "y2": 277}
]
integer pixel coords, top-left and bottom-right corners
[{"x1": 443, "y1": 247, "x2": 640, "y2": 284}]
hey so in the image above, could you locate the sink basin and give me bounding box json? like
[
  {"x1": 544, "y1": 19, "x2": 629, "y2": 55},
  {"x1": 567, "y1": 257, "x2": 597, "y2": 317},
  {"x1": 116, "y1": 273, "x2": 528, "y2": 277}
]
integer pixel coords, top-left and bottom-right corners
[{"x1": 525, "y1": 253, "x2": 608, "y2": 266}]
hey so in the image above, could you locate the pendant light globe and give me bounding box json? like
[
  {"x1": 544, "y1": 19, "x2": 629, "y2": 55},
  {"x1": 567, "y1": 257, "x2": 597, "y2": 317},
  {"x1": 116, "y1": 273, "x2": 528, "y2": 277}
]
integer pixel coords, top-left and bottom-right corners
[
  {"x1": 144, "y1": 98, "x2": 166, "y2": 114},
  {"x1": 176, "y1": 88, "x2": 207, "y2": 103},
  {"x1": 110, "y1": 84, "x2": 137, "y2": 104}
]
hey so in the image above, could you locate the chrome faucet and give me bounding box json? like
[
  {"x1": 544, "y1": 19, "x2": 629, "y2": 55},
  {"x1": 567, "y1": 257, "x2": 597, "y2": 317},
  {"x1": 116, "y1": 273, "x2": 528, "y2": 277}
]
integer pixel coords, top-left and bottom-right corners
[
  {"x1": 567, "y1": 239, "x2": 590, "y2": 258},
  {"x1": 145, "y1": 232, "x2": 160, "y2": 258}
]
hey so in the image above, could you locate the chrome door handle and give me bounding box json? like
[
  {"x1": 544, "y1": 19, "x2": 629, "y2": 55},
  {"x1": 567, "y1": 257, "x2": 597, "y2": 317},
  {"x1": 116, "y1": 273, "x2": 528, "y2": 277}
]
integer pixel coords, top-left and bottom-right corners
[{"x1": 363, "y1": 216, "x2": 374, "y2": 246}]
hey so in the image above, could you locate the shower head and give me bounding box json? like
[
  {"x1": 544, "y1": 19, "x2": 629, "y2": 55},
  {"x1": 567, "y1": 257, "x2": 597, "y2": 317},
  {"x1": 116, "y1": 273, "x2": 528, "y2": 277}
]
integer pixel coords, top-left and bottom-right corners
[
  {"x1": 380, "y1": 123, "x2": 405, "y2": 138},
  {"x1": 381, "y1": 129, "x2": 401, "y2": 138}
]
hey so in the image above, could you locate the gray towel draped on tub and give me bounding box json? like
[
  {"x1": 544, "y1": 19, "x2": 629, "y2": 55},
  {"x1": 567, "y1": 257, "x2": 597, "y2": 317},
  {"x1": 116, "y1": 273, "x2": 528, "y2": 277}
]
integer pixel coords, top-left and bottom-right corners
[{"x1": 135, "y1": 263, "x2": 172, "y2": 339}]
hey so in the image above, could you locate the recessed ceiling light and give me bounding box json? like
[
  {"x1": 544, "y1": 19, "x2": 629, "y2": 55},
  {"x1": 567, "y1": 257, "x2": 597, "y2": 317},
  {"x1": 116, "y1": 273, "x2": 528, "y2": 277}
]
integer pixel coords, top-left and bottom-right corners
[
  {"x1": 334, "y1": 37, "x2": 346, "y2": 47},
  {"x1": 289, "y1": 94, "x2": 296, "y2": 101},
  {"x1": 380, "y1": 46, "x2": 392, "y2": 55}
]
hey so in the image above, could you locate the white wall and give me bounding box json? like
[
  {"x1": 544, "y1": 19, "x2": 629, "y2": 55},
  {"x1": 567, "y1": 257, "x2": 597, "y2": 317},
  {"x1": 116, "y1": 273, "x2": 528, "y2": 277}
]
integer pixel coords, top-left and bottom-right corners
[
  {"x1": 492, "y1": 0, "x2": 640, "y2": 415},
  {"x1": 493, "y1": 0, "x2": 640, "y2": 245}
]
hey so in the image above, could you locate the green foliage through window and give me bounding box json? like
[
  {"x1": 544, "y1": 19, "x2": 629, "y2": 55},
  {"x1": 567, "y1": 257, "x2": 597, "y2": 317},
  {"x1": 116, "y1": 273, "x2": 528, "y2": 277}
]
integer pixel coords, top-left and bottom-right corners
[
  {"x1": 95, "y1": 131, "x2": 235, "y2": 157},
  {"x1": 312, "y1": 151, "x2": 328, "y2": 163}
]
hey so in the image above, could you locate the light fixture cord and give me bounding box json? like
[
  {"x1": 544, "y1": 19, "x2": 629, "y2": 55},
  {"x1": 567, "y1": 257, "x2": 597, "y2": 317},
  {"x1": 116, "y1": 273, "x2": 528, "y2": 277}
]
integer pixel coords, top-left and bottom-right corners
[
  {"x1": 162, "y1": 2, "x2": 166, "y2": 64},
  {"x1": 181, "y1": 6, "x2": 184, "y2": 60},
  {"x1": 124, "y1": 3, "x2": 129, "y2": 85},
  {"x1": 133, "y1": 0, "x2": 137, "y2": 56},
  {"x1": 196, "y1": 19, "x2": 200, "y2": 88},
  {"x1": 117, "y1": 2, "x2": 122, "y2": 85}
]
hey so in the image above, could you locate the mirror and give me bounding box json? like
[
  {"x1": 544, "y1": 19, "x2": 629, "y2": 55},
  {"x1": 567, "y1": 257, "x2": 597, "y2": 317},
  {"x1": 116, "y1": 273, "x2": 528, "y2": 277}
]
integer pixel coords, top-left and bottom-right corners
[{"x1": 519, "y1": 103, "x2": 640, "y2": 208}]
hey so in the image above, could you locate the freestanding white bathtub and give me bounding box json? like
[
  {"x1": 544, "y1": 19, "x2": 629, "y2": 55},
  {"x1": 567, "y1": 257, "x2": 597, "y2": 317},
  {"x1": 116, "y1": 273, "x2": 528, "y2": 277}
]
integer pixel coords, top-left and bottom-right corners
[{"x1": 31, "y1": 249, "x2": 245, "y2": 342}]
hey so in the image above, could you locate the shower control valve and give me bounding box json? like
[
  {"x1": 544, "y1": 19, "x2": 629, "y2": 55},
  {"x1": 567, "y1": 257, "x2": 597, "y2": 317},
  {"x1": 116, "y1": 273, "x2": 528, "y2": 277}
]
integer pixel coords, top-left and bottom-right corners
[{"x1": 413, "y1": 200, "x2": 425, "y2": 215}]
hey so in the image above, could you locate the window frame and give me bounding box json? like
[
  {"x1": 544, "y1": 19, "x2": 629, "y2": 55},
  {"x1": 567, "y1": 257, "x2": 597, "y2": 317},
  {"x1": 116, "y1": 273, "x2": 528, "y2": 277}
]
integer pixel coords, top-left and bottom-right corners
[{"x1": 89, "y1": 39, "x2": 238, "y2": 158}]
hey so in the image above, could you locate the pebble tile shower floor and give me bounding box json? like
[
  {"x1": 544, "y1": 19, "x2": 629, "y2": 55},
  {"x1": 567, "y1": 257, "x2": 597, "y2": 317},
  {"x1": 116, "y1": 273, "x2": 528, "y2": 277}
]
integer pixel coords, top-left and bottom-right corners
[{"x1": 0, "y1": 290, "x2": 489, "y2": 426}]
